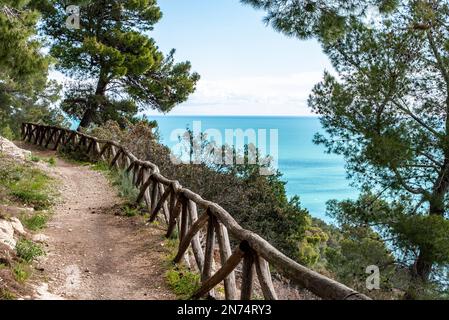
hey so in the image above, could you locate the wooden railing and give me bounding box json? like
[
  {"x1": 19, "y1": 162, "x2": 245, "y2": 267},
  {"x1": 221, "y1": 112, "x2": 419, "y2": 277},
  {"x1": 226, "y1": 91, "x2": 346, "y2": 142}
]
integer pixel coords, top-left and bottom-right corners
[{"x1": 21, "y1": 122, "x2": 371, "y2": 300}]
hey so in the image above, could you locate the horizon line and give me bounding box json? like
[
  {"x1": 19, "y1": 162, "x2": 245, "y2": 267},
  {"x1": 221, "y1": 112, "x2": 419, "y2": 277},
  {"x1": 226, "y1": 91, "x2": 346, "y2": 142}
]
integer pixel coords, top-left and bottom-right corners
[{"x1": 145, "y1": 114, "x2": 320, "y2": 118}]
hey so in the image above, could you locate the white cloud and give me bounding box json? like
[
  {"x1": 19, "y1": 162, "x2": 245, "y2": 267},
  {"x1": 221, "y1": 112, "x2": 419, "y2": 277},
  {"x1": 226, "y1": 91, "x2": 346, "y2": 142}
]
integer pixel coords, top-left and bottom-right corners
[
  {"x1": 49, "y1": 69, "x2": 326, "y2": 116},
  {"x1": 147, "y1": 72, "x2": 325, "y2": 116}
]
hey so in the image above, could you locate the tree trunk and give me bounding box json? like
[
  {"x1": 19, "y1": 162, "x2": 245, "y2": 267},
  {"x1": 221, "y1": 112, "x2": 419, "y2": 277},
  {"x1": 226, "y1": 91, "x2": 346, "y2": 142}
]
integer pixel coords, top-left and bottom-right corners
[
  {"x1": 404, "y1": 243, "x2": 433, "y2": 300},
  {"x1": 77, "y1": 68, "x2": 108, "y2": 130},
  {"x1": 78, "y1": 107, "x2": 94, "y2": 131},
  {"x1": 414, "y1": 252, "x2": 432, "y2": 281},
  {"x1": 404, "y1": 197, "x2": 444, "y2": 299}
]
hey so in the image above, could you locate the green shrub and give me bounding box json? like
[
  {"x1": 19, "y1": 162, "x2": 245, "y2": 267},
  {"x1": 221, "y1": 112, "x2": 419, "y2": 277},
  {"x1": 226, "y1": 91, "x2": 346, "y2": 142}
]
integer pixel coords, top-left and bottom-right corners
[
  {"x1": 58, "y1": 143, "x2": 91, "y2": 163},
  {"x1": 122, "y1": 205, "x2": 139, "y2": 217},
  {"x1": 112, "y1": 170, "x2": 139, "y2": 201},
  {"x1": 7, "y1": 168, "x2": 54, "y2": 210},
  {"x1": 21, "y1": 213, "x2": 49, "y2": 231},
  {"x1": 165, "y1": 268, "x2": 201, "y2": 299},
  {"x1": 1, "y1": 125, "x2": 15, "y2": 141},
  {"x1": 0, "y1": 159, "x2": 55, "y2": 210},
  {"x1": 168, "y1": 228, "x2": 179, "y2": 240},
  {"x1": 47, "y1": 157, "x2": 56, "y2": 166},
  {"x1": 30, "y1": 155, "x2": 41, "y2": 162},
  {"x1": 92, "y1": 161, "x2": 109, "y2": 172},
  {"x1": 0, "y1": 288, "x2": 16, "y2": 300},
  {"x1": 12, "y1": 263, "x2": 31, "y2": 283},
  {"x1": 16, "y1": 239, "x2": 45, "y2": 263},
  {"x1": 11, "y1": 189, "x2": 49, "y2": 209},
  {"x1": 163, "y1": 239, "x2": 201, "y2": 299}
]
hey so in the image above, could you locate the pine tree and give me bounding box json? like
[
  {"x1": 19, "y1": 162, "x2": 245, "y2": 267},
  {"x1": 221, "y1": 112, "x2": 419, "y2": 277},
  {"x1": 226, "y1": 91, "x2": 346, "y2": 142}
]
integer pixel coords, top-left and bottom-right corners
[
  {"x1": 36, "y1": 0, "x2": 200, "y2": 129},
  {"x1": 244, "y1": 0, "x2": 449, "y2": 298},
  {"x1": 308, "y1": 1, "x2": 449, "y2": 298},
  {"x1": 0, "y1": 0, "x2": 60, "y2": 137},
  {"x1": 241, "y1": 0, "x2": 399, "y2": 43}
]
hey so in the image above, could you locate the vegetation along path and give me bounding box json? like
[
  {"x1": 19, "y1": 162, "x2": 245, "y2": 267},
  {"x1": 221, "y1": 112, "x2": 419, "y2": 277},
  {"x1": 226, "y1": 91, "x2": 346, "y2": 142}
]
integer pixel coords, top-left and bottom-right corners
[{"x1": 20, "y1": 143, "x2": 175, "y2": 300}]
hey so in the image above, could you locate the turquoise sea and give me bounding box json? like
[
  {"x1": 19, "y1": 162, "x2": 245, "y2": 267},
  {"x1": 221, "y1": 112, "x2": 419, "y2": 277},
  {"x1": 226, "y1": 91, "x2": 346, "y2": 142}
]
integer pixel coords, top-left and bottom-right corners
[{"x1": 149, "y1": 116, "x2": 357, "y2": 221}]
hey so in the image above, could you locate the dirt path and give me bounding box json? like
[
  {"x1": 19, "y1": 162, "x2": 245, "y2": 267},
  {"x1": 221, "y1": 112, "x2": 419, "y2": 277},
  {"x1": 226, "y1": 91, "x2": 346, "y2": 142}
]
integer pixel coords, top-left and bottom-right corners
[{"x1": 18, "y1": 143, "x2": 175, "y2": 300}]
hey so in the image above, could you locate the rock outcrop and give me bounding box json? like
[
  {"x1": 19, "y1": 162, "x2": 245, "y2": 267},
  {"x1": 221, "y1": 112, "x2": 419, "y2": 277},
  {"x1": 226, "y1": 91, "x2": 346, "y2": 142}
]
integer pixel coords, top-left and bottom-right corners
[
  {"x1": 0, "y1": 136, "x2": 29, "y2": 249},
  {"x1": 0, "y1": 136, "x2": 31, "y2": 161},
  {"x1": 0, "y1": 216, "x2": 26, "y2": 250},
  {"x1": 0, "y1": 218, "x2": 27, "y2": 251},
  {"x1": 0, "y1": 219, "x2": 16, "y2": 250}
]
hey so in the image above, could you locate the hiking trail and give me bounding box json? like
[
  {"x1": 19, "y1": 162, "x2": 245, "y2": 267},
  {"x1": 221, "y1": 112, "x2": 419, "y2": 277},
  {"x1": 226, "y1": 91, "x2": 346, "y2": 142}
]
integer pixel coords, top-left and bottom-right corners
[{"x1": 18, "y1": 142, "x2": 175, "y2": 300}]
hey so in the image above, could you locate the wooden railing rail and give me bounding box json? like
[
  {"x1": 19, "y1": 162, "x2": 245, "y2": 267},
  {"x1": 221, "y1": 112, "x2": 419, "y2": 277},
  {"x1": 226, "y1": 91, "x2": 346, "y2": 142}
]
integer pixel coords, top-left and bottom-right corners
[{"x1": 21, "y1": 122, "x2": 371, "y2": 301}]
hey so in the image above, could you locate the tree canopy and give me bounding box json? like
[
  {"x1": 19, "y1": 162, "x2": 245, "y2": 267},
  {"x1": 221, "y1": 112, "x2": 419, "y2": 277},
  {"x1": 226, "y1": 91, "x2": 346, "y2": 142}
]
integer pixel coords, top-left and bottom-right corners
[
  {"x1": 241, "y1": 0, "x2": 399, "y2": 42},
  {"x1": 36, "y1": 0, "x2": 200, "y2": 129},
  {"x1": 307, "y1": 0, "x2": 449, "y2": 297},
  {"x1": 243, "y1": 0, "x2": 449, "y2": 298},
  {"x1": 0, "y1": 0, "x2": 61, "y2": 138}
]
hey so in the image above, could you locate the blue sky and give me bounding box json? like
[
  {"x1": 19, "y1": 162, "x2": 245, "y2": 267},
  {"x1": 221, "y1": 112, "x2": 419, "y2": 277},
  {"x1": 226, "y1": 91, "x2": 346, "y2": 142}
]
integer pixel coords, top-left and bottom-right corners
[
  {"x1": 147, "y1": 0, "x2": 334, "y2": 116},
  {"x1": 50, "y1": 0, "x2": 333, "y2": 116}
]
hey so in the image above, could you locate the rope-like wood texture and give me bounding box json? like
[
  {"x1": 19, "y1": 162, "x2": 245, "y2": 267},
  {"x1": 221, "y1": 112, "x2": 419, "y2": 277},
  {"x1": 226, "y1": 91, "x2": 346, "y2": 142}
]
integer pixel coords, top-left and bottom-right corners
[{"x1": 21, "y1": 122, "x2": 371, "y2": 301}]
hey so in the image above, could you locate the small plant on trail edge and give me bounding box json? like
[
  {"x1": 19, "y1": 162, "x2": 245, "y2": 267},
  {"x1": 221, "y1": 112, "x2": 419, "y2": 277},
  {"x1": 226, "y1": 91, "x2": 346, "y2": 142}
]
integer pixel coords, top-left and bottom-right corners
[
  {"x1": 0, "y1": 288, "x2": 16, "y2": 300},
  {"x1": 16, "y1": 239, "x2": 44, "y2": 263},
  {"x1": 163, "y1": 239, "x2": 201, "y2": 299},
  {"x1": 113, "y1": 170, "x2": 139, "y2": 202},
  {"x1": 10, "y1": 187, "x2": 50, "y2": 210},
  {"x1": 166, "y1": 268, "x2": 201, "y2": 300},
  {"x1": 122, "y1": 205, "x2": 140, "y2": 217},
  {"x1": 12, "y1": 263, "x2": 31, "y2": 283},
  {"x1": 91, "y1": 161, "x2": 154, "y2": 219},
  {"x1": 91, "y1": 162, "x2": 139, "y2": 203},
  {"x1": 92, "y1": 161, "x2": 148, "y2": 217},
  {"x1": 91, "y1": 161, "x2": 109, "y2": 172},
  {"x1": 46, "y1": 157, "x2": 56, "y2": 166},
  {"x1": 20, "y1": 213, "x2": 49, "y2": 231},
  {"x1": 168, "y1": 228, "x2": 179, "y2": 240},
  {"x1": 58, "y1": 143, "x2": 91, "y2": 164},
  {"x1": 30, "y1": 155, "x2": 41, "y2": 162},
  {"x1": 0, "y1": 161, "x2": 56, "y2": 210}
]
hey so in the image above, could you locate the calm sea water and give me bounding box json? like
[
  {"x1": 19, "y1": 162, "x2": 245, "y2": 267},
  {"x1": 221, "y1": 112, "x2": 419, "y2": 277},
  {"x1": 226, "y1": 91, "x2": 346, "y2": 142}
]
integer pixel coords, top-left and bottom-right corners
[{"x1": 148, "y1": 116, "x2": 357, "y2": 220}]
